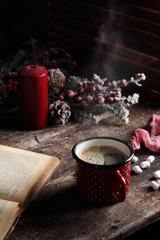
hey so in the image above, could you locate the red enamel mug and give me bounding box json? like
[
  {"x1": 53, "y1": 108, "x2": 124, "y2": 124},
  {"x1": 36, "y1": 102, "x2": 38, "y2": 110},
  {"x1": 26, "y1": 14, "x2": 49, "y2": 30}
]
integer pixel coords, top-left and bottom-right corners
[{"x1": 72, "y1": 137, "x2": 134, "y2": 204}]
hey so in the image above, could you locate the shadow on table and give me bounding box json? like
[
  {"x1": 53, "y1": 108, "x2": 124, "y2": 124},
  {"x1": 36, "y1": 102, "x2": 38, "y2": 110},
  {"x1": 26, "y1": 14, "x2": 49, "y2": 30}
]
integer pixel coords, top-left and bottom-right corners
[
  {"x1": 124, "y1": 219, "x2": 160, "y2": 240},
  {"x1": 0, "y1": 107, "x2": 21, "y2": 129},
  {"x1": 13, "y1": 184, "x2": 111, "y2": 238},
  {"x1": 27, "y1": 184, "x2": 106, "y2": 218}
]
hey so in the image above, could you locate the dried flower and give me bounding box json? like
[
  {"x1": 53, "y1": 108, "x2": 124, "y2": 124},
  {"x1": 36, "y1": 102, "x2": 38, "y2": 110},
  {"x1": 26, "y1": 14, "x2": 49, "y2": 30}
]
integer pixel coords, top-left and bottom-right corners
[
  {"x1": 107, "y1": 73, "x2": 146, "y2": 88},
  {"x1": 58, "y1": 73, "x2": 145, "y2": 123},
  {"x1": 39, "y1": 47, "x2": 76, "y2": 75},
  {"x1": 0, "y1": 39, "x2": 146, "y2": 126},
  {"x1": 135, "y1": 73, "x2": 146, "y2": 81}
]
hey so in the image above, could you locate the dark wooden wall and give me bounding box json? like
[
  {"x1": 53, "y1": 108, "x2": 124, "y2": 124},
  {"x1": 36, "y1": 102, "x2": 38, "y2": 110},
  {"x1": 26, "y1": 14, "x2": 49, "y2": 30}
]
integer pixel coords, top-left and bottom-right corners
[
  {"x1": 0, "y1": 0, "x2": 47, "y2": 58},
  {"x1": 0, "y1": 1, "x2": 159, "y2": 103},
  {"x1": 48, "y1": 0, "x2": 160, "y2": 103}
]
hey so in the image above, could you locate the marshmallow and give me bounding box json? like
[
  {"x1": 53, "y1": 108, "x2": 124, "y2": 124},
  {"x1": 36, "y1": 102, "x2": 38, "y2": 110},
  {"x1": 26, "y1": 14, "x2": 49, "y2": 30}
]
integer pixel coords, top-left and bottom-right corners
[
  {"x1": 131, "y1": 156, "x2": 138, "y2": 163},
  {"x1": 156, "y1": 179, "x2": 160, "y2": 185},
  {"x1": 150, "y1": 181, "x2": 160, "y2": 190},
  {"x1": 146, "y1": 155, "x2": 155, "y2": 163},
  {"x1": 132, "y1": 165, "x2": 143, "y2": 174},
  {"x1": 153, "y1": 170, "x2": 160, "y2": 179},
  {"x1": 140, "y1": 161, "x2": 150, "y2": 169}
]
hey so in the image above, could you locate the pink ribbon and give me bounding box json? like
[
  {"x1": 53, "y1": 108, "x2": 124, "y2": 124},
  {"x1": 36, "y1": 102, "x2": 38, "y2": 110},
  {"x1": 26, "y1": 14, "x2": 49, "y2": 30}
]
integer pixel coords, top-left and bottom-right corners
[{"x1": 129, "y1": 114, "x2": 160, "y2": 153}]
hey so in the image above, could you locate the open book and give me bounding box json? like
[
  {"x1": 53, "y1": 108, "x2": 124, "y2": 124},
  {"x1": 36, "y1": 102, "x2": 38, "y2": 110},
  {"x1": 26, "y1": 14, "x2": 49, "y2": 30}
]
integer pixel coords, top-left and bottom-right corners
[{"x1": 0, "y1": 144, "x2": 61, "y2": 240}]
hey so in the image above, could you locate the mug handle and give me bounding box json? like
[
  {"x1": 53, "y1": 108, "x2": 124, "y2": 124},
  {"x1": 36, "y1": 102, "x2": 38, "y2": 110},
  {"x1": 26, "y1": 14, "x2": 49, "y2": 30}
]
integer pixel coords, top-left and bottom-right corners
[{"x1": 112, "y1": 170, "x2": 127, "y2": 202}]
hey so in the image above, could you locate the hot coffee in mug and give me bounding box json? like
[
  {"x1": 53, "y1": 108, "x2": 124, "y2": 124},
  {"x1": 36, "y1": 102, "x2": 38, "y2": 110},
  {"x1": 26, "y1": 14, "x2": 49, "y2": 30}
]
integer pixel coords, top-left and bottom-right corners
[
  {"x1": 78, "y1": 145, "x2": 127, "y2": 165},
  {"x1": 72, "y1": 137, "x2": 134, "y2": 204}
]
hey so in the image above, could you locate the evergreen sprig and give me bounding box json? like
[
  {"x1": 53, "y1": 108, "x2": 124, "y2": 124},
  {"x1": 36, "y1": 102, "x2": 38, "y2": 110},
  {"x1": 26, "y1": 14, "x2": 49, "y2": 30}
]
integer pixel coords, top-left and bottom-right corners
[{"x1": 55, "y1": 73, "x2": 145, "y2": 123}]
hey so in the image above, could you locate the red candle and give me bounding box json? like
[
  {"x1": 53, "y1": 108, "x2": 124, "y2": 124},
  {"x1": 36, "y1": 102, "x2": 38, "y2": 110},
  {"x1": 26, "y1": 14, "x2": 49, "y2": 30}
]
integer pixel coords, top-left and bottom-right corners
[{"x1": 18, "y1": 65, "x2": 48, "y2": 130}]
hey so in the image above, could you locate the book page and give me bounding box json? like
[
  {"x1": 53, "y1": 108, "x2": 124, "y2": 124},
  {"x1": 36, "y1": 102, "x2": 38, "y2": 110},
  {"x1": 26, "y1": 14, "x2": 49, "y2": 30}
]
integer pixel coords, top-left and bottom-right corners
[
  {"x1": 0, "y1": 199, "x2": 21, "y2": 240},
  {"x1": 0, "y1": 145, "x2": 60, "y2": 207}
]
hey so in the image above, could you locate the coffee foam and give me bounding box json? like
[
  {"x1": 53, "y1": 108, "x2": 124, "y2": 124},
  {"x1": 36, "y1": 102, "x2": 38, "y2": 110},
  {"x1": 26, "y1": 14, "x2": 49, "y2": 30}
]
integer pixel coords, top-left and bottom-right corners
[{"x1": 78, "y1": 146, "x2": 127, "y2": 165}]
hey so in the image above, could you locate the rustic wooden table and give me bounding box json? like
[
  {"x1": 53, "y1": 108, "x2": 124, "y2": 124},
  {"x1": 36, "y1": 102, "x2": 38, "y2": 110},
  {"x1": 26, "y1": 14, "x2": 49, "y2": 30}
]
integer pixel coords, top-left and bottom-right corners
[{"x1": 0, "y1": 104, "x2": 160, "y2": 240}]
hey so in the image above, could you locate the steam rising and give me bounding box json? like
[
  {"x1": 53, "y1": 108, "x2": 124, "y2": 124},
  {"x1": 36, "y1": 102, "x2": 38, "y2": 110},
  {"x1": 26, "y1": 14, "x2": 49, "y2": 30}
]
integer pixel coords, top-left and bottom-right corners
[{"x1": 92, "y1": 2, "x2": 126, "y2": 79}]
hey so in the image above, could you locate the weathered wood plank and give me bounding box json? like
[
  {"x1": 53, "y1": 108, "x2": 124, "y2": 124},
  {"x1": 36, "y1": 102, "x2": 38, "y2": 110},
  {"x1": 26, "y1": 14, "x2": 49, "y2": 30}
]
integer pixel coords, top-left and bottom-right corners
[
  {"x1": 0, "y1": 104, "x2": 160, "y2": 240},
  {"x1": 49, "y1": 22, "x2": 160, "y2": 70},
  {"x1": 0, "y1": 109, "x2": 93, "y2": 150},
  {"x1": 50, "y1": 32, "x2": 160, "y2": 82},
  {"x1": 49, "y1": 0, "x2": 160, "y2": 35}
]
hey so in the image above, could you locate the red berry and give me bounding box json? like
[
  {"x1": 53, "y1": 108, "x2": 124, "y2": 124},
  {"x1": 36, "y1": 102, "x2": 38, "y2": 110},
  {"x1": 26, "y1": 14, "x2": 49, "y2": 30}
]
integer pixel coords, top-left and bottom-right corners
[
  {"x1": 8, "y1": 72, "x2": 12, "y2": 77},
  {"x1": 78, "y1": 82, "x2": 83, "y2": 87},
  {"x1": 125, "y1": 98, "x2": 134, "y2": 105},
  {"x1": 74, "y1": 91, "x2": 78, "y2": 96},
  {"x1": 93, "y1": 74, "x2": 101, "y2": 82},
  {"x1": 90, "y1": 86, "x2": 96, "y2": 92},
  {"x1": 65, "y1": 90, "x2": 75, "y2": 98},
  {"x1": 124, "y1": 99, "x2": 129, "y2": 103},
  {"x1": 86, "y1": 96, "x2": 93, "y2": 103},
  {"x1": 58, "y1": 94, "x2": 64, "y2": 100},
  {"x1": 110, "y1": 91, "x2": 116, "y2": 97},
  {"x1": 76, "y1": 97, "x2": 82, "y2": 102},
  {"x1": 116, "y1": 92, "x2": 121, "y2": 98},
  {"x1": 135, "y1": 73, "x2": 146, "y2": 80},
  {"x1": 77, "y1": 87, "x2": 84, "y2": 93},
  {"x1": 105, "y1": 97, "x2": 114, "y2": 103},
  {"x1": 97, "y1": 96, "x2": 105, "y2": 104},
  {"x1": 12, "y1": 72, "x2": 17, "y2": 76},
  {"x1": 83, "y1": 82, "x2": 88, "y2": 89},
  {"x1": 96, "y1": 85, "x2": 102, "y2": 91},
  {"x1": 99, "y1": 80, "x2": 104, "y2": 86},
  {"x1": 94, "y1": 96, "x2": 105, "y2": 104},
  {"x1": 135, "y1": 73, "x2": 141, "y2": 79},
  {"x1": 95, "y1": 78, "x2": 101, "y2": 84},
  {"x1": 103, "y1": 94, "x2": 109, "y2": 98},
  {"x1": 129, "y1": 99, "x2": 134, "y2": 105}
]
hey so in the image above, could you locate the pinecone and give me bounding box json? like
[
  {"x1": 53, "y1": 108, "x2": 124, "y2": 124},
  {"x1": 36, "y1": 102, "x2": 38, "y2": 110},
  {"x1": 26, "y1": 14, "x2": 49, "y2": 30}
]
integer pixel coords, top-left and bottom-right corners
[
  {"x1": 48, "y1": 68, "x2": 66, "y2": 93},
  {"x1": 49, "y1": 100, "x2": 71, "y2": 125},
  {"x1": 0, "y1": 84, "x2": 7, "y2": 104}
]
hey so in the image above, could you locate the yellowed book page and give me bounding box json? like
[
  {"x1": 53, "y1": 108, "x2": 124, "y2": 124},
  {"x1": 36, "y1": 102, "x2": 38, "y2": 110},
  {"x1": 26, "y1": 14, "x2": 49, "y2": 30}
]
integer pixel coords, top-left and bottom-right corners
[
  {"x1": 0, "y1": 199, "x2": 21, "y2": 240},
  {"x1": 0, "y1": 145, "x2": 60, "y2": 207}
]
